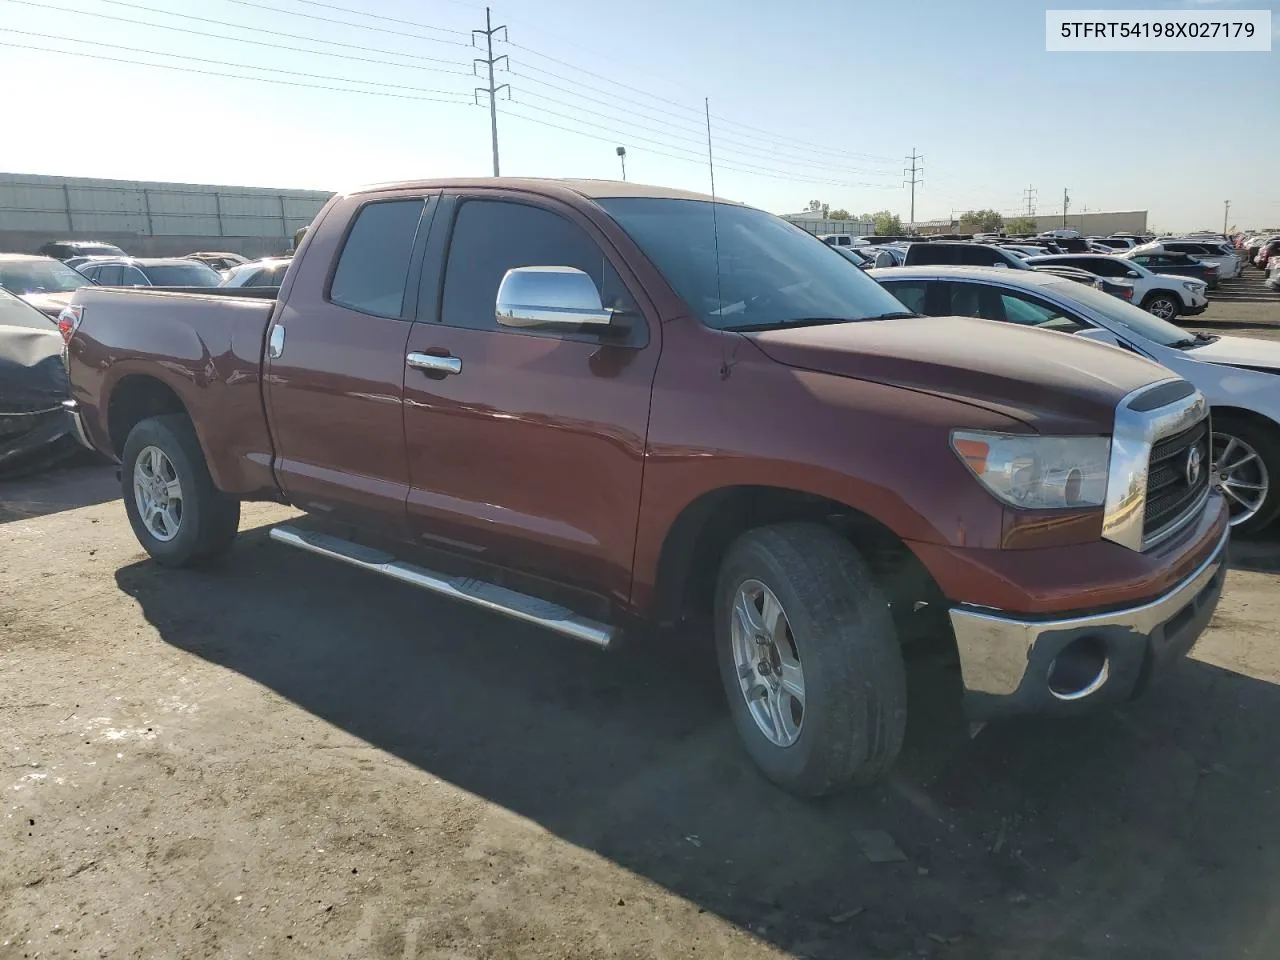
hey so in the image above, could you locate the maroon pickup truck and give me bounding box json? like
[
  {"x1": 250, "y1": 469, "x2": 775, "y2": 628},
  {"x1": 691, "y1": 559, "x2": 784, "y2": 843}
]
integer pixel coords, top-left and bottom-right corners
[{"x1": 63, "y1": 178, "x2": 1230, "y2": 796}]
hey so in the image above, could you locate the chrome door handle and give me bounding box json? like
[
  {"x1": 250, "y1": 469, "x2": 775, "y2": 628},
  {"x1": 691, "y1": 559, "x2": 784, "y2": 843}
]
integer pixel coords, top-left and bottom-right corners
[
  {"x1": 268, "y1": 325, "x2": 285, "y2": 359},
  {"x1": 406, "y1": 352, "x2": 461, "y2": 375}
]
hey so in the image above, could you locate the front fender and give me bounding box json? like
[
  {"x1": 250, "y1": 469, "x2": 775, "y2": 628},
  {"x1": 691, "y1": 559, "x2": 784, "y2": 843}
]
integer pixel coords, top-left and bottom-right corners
[{"x1": 630, "y1": 341, "x2": 1028, "y2": 614}]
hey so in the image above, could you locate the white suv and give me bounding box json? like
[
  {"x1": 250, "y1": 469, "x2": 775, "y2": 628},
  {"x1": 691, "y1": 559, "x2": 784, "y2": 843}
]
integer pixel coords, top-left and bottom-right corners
[{"x1": 1023, "y1": 253, "x2": 1207, "y2": 321}]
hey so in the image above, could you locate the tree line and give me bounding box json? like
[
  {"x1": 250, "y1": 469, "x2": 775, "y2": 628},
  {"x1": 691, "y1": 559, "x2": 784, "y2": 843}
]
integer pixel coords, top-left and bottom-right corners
[{"x1": 805, "y1": 200, "x2": 1039, "y2": 236}]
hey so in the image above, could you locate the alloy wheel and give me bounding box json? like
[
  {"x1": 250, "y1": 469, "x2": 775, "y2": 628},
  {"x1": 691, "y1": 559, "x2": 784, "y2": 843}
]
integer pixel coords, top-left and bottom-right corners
[
  {"x1": 133, "y1": 445, "x2": 184, "y2": 542},
  {"x1": 1212, "y1": 432, "x2": 1269, "y2": 527},
  {"x1": 730, "y1": 579, "x2": 805, "y2": 748}
]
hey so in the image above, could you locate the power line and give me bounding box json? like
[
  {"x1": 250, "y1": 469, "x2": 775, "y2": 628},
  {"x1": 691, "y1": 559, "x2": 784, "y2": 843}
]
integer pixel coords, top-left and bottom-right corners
[
  {"x1": 497, "y1": 104, "x2": 893, "y2": 189},
  {"x1": 21, "y1": 0, "x2": 473, "y2": 71},
  {"x1": 264, "y1": 0, "x2": 471, "y2": 35},
  {"x1": 1022, "y1": 185, "x2": 1037, "y2": 217},
  {"x1": 4, "y1": 0, "x2": 472, "y2": 75},
  {"x1": 507, "y1": 71, "x2": 897, "y2": 177},
  {"x1": 509, "y1": 86, "x2": 896, "y2": 180},
  {"x1": 0, "y1": 37, "x2": 474, "y2": 104},
  {"x1": 215, "y1": 0, "x2": 471, "y2": 46},
  {"x1": 0, "y1": 27, "x2": 469, "y2": 96}
]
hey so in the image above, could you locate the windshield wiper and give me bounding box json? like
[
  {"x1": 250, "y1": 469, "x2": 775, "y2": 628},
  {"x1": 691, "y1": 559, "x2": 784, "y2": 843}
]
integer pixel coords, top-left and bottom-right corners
[
  {"x1": 862, "y1": 311, "x2": 920, "y2": 321},
  {"x1": 730, "y1": 317, "x2": 861, "y2": 332},
  {"x1": 1169, "y1": 338, "x2": 1199, "y2": 349}
]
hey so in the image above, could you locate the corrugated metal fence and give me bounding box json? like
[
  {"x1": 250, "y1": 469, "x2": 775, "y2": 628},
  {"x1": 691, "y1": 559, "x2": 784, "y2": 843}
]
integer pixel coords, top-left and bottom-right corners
[{"x1": 0, "y1": 172, "x2": 333, "y2": 257}]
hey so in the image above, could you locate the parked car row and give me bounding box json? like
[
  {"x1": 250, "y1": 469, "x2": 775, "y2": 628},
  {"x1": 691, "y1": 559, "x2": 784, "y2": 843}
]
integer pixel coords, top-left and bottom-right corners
[{"x1": 869, "y1": 264, "x2": 1280, "y2": 532}]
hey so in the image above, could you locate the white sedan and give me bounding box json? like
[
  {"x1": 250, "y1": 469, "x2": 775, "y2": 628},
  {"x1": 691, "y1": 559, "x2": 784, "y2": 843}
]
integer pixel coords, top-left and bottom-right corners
[{"x1": 871, "y1": 265, "x2": 1280, "y2": 532}]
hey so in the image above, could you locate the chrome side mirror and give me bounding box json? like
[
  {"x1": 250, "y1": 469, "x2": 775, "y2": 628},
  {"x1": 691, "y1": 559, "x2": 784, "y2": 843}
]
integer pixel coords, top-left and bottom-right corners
[{"x1": 496, "y1": 266, "x2": 612, "y2": 329}]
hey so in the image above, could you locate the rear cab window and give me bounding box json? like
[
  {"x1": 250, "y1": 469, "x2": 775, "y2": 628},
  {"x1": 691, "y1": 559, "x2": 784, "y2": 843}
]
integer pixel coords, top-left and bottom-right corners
[{"x1": 328, "y1": 199, "x2": 428, "y2": 319}]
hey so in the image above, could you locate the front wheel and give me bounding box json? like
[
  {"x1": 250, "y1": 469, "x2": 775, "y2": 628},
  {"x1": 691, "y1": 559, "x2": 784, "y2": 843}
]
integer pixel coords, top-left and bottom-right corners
[
  {"x1": 714, "y1": 523, "x2": 907, "y2": 797},
  {"x1": 1212, "y1": 415, "x2": 1280, "y2": 535},
  {"x1": 1143, "y1": 292, "x2": 1181, "y2": 321},
  {"x1": 122, "y1": 414, "x2": 241, "y2": 566}
]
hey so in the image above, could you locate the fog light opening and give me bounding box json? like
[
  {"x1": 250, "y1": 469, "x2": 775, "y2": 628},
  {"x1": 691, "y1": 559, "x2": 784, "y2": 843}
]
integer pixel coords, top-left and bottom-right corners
[{"x1": 1047, "y1": 636, "x2": 1110, "y2": 701}]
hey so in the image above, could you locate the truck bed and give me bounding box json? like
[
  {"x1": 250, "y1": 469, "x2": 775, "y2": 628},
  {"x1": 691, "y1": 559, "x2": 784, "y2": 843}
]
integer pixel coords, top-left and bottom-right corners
[{"x1": 67, "y1": 285, "x2": 279, "y2": 498}]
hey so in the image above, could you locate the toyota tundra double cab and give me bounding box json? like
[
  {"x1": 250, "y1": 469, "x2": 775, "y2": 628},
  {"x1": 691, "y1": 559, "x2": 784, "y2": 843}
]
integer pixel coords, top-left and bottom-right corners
[{"x1": 63, "y1": 178, "x2": 1230, "y2": 796}]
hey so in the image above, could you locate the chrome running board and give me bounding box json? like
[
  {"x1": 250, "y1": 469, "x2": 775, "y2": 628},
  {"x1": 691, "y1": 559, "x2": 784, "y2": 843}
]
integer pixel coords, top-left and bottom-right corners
[{"x1": 269, "y1": 525, "x2": 618, "y2": 649}]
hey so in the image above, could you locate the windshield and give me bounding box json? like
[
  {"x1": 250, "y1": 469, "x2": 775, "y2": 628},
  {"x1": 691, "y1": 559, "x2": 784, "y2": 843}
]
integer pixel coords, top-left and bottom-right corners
[
  {"x1": 1044, "y1": 279, "x2": 1190, "y2": 347},
  {"x1": 597, "y1": 198, "x2": 910, "y2": 330},
  {"x1": 0, "y1": 259, "x2": 91, "y2": 294},
  {"x1": 142, "y1": 262, "x2": 222, "y2": 286}
]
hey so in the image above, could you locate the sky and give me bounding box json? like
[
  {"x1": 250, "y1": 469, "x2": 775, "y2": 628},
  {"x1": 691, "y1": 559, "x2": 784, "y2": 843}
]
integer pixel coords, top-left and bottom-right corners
[{"x1": 0, "y1": 0, "x2": 1277, "y2": 231}]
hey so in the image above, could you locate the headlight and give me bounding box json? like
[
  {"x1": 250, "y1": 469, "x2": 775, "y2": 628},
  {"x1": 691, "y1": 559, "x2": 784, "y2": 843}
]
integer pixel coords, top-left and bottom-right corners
[
  {"x1": 1182, "y1": 280, "x2": 1203, "y2": 290},
  {"x1": 951, "y1": 431, "x2": 1111, "y2": 509}
]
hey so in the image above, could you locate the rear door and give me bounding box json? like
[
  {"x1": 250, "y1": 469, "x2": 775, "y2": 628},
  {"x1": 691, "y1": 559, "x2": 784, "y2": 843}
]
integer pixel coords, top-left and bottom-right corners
[
  {"x1": 264, "y1": 192, "x2": 436, "y2": 537},
  {"x1": 400, "y1": 192, "x2": 661, "y2": 604}
]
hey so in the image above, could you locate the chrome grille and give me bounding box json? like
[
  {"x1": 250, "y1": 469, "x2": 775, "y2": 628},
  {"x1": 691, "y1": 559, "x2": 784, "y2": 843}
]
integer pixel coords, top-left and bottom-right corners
[{"x1": 1144, "y1": 420, "x2": 1210, "y2": 544}]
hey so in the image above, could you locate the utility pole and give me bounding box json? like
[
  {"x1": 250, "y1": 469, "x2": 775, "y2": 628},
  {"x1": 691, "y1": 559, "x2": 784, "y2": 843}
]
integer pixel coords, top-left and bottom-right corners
[
  {"x1": 1022, "y1": 185, "x2": 1037, "y2": 218},
  {"x1": 1223, "y1": 200, "x2": 1231, "y2": 236},
  {"x1": 903, "y1": 149, "x2": 923, "y2": 228},
  {"x1": 616, "y1": 146, "x2": 627, "y2": 181},
  {"x1": 472, "y1": 7, "x2": 508, "y2": 177},
  {"x1": 1062, "y1": 188, "x2": 1070, "y2": 229}
]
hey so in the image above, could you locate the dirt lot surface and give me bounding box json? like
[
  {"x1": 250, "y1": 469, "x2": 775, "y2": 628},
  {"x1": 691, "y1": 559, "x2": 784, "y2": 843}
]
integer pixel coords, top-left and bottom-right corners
[
  {"x1": 2, "y1": 463, "x2": 1280, "y2": 960},
  {"x1": 3, "y1": 287, "x2": 1280, "y2": 960}
]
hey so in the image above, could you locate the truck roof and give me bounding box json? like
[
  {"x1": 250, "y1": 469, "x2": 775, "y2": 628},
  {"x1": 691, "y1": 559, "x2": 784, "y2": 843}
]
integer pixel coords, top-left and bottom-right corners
[{"x1": 346, "y1": 177, "x2": 727, "y2": 204}]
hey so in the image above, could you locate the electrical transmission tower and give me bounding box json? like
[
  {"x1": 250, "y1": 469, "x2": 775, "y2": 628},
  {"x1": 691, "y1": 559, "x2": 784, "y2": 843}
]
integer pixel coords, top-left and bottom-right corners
[
  {"x1": 903, "y1": 149, "x2": 924, "y2": 227},
  {"x1": 1022, "y1": 186, "x2": 1038, "y2": 217},
  {"x1": 472, "y1": 7, "x2": 509, "y2": 176}
]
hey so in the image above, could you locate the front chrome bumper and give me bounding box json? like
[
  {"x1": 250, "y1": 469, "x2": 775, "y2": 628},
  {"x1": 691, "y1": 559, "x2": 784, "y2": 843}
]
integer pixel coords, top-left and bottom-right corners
[{"x1": 950, "y1": 523, "x2": 1229, "y2": 719}]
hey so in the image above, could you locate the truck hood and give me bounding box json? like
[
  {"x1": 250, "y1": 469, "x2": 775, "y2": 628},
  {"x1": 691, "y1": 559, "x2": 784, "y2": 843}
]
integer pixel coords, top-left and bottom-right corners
[
  {"x1": 1185, "y1": 334, "x2": 1280, "y2": 370},
  {"x1": 20, "y1": 291, "x2": 75, "y2": 319},
  {"x1": 745, "y1": 315, "x2": 1172, "y2": 434}
]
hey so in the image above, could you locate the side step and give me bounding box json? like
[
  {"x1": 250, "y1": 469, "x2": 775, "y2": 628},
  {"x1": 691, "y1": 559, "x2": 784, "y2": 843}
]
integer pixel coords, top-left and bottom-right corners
[{"x1": 269, "y1": 525, "x2": 619, "y2": 649}]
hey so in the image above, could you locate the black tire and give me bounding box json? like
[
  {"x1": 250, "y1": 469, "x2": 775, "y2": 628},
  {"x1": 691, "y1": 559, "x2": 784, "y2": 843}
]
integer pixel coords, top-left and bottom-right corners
[
  {"x1": 121, "y1": 414, "x2": 240, "y2": 567},
  {"x1": 713, "y1": 522, "x2": 907, "y2": 797},
  {"x1": 1142, "y1": 290, "x2": 1182, "y2": 322},
  {"x1": 1212, "y1": 413, "x2": 1280, "y2": 536}
]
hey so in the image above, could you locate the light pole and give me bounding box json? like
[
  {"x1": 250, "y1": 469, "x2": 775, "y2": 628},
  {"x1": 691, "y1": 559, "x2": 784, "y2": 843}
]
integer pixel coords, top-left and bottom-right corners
[
  {"x1": 616, "y1": 146, "x2": 627, "y2": 181},
  {"x1": 1223, "y1": 200, "x2": 1231, "y2": 236}
]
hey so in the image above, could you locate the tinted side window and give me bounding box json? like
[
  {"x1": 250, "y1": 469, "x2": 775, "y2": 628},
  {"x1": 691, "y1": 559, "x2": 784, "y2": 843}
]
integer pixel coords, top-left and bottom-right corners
[
  {"x1": 997, "y1": 291, "x2": 1088, "y2": 334},
  {"x1": 880, "y1": 280, "x2": 930, "y2": 314},
  {"x1": 329, "y1": 199, "x2": 425, "y2": 319},
  {"x1": 120, "y1": 267, "x2": 146, "y2": 286},
  {"x1": 961, "y1": 246, "x2": 1004, "y2": 266},
  {"x1": 440, "y1": 199, "x2": 643, "y2": 344},
  {"x1": 1085, "y1": 258, "x2": 1126, "y2": 278},
  {"x1": 97, "y1": 265, "x2": 125, "y2": 285},
  {"x1": 908, "y1": 244, "x2": 960, "y2": 265}
]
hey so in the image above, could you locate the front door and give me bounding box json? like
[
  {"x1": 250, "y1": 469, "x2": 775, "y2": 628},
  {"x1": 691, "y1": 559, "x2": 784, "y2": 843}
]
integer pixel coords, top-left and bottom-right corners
[
  {"x1": 264, "y1": 194, "x2": 435, "y2": 537},
  {"x1": 400, "y1": 194, "x2": 661, "y2": 604}
]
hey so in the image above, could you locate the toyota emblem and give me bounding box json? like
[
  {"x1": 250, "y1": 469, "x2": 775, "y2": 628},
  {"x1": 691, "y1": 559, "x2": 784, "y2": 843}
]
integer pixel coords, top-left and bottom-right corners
[{"x1": 1185, "y1": 444, "x2": 1204, "y2": 488}]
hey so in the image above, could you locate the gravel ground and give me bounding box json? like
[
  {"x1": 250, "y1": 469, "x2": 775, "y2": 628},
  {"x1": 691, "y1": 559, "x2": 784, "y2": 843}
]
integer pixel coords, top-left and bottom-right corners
[
  {"x1": 3, "y1": 289, "x2": 1279, "y2": 960},
  {"x1": 3, "y1": 461, "x2": 1280, "y2": 960}
]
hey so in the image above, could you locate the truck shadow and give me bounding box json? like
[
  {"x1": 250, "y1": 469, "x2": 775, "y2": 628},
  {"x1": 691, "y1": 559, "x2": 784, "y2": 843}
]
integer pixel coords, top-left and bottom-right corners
[{"x1": 116, "y1": 524, "x2": 1280, "y2": 959}]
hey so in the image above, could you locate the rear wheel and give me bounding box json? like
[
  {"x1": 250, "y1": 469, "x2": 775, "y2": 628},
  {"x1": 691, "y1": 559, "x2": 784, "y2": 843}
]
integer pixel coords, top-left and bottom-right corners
[
  {"x1": 1143, "y1": 291, "x2": 1181, "y2": 321},
  {"x1": 1212, "y1": 414, "x2": 1280, "y2": 535},
  {"x1": 121, "y1": 414, "x2": 240, "y2": 566},
  {"x1": 714, "y1": 522, "x2": 907, "y2": 797}
]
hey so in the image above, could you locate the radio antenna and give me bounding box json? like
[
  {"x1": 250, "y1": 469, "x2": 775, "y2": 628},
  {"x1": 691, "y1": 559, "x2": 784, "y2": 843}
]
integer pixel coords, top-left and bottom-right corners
[{"x1": 705, "y1": 97, "x2": 724, "y2": 327}]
